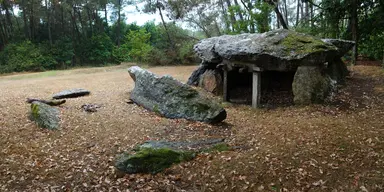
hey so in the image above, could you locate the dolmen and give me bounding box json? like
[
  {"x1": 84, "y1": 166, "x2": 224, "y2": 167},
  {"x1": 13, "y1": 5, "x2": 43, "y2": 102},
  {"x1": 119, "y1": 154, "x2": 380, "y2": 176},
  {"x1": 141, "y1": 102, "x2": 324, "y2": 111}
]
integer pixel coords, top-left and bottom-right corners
[{"x1": 187, "y1": 29, "x2": 355, "y2": 107}]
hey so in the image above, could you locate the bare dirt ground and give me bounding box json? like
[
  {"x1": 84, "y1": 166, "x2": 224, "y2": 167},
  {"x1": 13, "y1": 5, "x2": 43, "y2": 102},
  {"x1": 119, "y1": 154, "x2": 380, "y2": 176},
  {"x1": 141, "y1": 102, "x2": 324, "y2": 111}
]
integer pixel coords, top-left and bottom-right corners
[{"x1": 0, "y1": 63, "x2": 383, "y2": 192}]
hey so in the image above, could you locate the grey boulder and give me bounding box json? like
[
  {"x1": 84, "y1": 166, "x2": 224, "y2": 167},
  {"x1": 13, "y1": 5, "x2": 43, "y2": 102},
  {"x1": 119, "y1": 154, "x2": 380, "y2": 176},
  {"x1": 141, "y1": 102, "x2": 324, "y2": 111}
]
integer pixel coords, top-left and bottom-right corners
[
  {"x1": 292, "y1": 66, "x2": 335, "y2": 105},
  {"x1": 30, "y1": 102, "x2": 60, "y2": 130},
  {"x1": 128, "y1": 66, "x2": 226, "y2": 123},
  {"x1": 53, "y1": 88, "x2": 90, "y2": 99}
]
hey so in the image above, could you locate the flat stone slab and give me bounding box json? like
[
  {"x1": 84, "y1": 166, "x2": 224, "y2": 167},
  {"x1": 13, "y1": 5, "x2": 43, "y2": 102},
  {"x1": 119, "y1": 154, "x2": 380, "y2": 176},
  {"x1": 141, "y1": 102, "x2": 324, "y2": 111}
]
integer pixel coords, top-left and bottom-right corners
[{"x1": 52, "y1": 88, "x2": 90, "y2": 99}]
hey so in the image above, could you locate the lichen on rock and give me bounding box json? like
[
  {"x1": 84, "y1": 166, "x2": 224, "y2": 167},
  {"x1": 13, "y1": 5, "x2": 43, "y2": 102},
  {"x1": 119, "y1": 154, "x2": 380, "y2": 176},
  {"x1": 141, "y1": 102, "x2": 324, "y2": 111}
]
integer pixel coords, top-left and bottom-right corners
[
  {"x1": 30, "y1": 101, "x2": 60, "y2": 130},
  {"x1": 128, "y1": 66, "x2": 227, "y2": 123}
]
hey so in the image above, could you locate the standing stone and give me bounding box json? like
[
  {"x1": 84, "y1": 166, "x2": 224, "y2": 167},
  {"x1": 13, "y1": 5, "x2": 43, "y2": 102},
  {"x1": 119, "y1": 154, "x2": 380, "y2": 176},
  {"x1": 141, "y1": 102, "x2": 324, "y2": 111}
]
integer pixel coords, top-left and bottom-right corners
[
  {"x1": 327, "y1": 58, "x2": 349, "y2": 84},
  {"x1": 292, "y1": 66, "x2": 333, "y2": 105},
  {"x1": 187, "y1": 65, "x2": 208, "y2": 86},
  {"x1": 30, "y1": 102, "x2": 60, "y2": 130},
  {"x1": 198, "y1": 69, "x2": 223, "y2": 95},
  {"x1": 128, "y1": 66, "x2": 226, "y2": 123}
]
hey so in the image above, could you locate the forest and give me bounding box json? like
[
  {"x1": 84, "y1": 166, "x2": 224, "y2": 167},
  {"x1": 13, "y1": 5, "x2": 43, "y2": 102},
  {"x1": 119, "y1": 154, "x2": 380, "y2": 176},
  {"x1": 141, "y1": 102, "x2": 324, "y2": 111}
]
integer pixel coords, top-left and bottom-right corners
[{"x1": 0, "y1": 0, "x2": 383, "y2": 73}]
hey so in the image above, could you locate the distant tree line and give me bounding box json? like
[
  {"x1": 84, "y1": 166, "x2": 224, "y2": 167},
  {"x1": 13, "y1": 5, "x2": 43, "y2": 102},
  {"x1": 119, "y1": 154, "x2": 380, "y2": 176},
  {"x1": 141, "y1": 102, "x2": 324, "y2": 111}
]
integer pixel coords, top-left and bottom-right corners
[{"x1": 0, "y1": 0, "x2": 383, "y2": 73}]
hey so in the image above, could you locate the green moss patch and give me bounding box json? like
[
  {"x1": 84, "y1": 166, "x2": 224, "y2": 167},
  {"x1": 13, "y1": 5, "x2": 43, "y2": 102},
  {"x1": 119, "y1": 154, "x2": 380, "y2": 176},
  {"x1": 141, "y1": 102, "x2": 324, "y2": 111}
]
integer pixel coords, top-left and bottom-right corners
[
  {"x1": 30, "y1": 102, "x2": 60, "y2": 130},
  {"x1": 115, "y1": 148, "x2": 195, "y2": 174},
  {"x1": 281, "y1": 33, "x2": 336, "y2": 55}
]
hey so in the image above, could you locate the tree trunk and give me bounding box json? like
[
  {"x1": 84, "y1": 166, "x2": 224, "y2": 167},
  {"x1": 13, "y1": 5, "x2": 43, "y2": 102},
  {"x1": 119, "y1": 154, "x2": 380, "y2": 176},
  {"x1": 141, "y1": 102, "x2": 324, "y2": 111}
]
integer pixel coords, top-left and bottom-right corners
[
  {"x1": 117, "y1": 0, "x2": 121, "y2": 47},
  {"x1": 351, "y1": 0, "x2": 358, "y2": 65},
  {"x1": 157, "y1": 1, "x2": 175, "y2": 49},
  {"x1": 45, "y1": 0, "x2": 53, "y2": 46},
  {"x1": 233, "y1": 0, "x2": 244, "y2": 23},
  {"x1": 61, "y1": 3, "x2": 65, "y2": 36},
  {"x1": 283, "y1": 0, "x2": 288, "y2": 26},
  {"x1": 21, "y1": 0, "x2": 30, "y2": 39},
  {"x1": 305, "y1": 1, "x2": 309, "y2": 26},
  {"x1": 274, "y1": 5, "x2": 288, "y2": 29},
  {"x1": 86, "y1": 6, "x2": 93, "y2": 37},
  {"x1": 10, "y1": 4, "x2": 21, "y2": 33},
  {"x1": 219, "y1": 0, "x2": 231, "y2": 32},
  {"x1": 225, "y1": 0, "x2": 237, "y2": 31},
  {"x1": 2, "y1": 0, "x2": 13, "y2": 34},
  {"x1": 300, "y1": 0, "x2": 304, "y2": 23},
  {"x1": 296, "y1": 0, "x2": 300, "y2": 26},
  {"x1": 29, "y1": 0, "x2": 35, "y2": 40},
  {"x1": 76, "y1": 6, "x2": 86, "y2": 37},
  {"x1": 104, "y1": 3, "x2": 108, "y2": 24},
  {"x1": 240, "y1": 0, "x2": 255, "y2": 33},
  {"x1": 310, "y1": 2, "x2": 314, "y2": 27}
]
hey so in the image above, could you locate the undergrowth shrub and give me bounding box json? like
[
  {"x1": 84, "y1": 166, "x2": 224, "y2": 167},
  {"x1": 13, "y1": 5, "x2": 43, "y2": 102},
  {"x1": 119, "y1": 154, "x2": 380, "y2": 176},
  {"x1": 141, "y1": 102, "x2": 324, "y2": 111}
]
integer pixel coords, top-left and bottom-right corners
[{"x1": 0, "y1": 41, "x2": 56, "y2": 73}]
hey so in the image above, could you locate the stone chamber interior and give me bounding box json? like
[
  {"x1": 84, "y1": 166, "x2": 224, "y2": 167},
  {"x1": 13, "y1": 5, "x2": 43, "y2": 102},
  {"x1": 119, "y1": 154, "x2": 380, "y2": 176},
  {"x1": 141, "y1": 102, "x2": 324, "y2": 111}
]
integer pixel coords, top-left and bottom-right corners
[{"x1": 227, "y1": 68, "x2": 296, "y2": 107}]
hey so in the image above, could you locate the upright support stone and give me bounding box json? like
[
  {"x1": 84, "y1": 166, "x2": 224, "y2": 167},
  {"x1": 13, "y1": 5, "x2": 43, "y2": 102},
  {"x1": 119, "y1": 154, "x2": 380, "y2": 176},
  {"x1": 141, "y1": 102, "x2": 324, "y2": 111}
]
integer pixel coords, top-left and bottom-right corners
[
  {"x1": 252, "y1": 72, "x2": 261, "y2": 108},
  {"x1": 223, "y1": 69, "x2": 229, "y2": 102},
  {"x1": 252, "y1": 67, "x2": 263, "y2": 108}
]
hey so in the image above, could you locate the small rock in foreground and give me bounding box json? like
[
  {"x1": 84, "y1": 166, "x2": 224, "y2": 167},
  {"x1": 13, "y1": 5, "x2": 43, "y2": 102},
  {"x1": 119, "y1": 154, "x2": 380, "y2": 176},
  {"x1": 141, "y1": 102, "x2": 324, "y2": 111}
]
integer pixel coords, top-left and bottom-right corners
[
  {"x1": 115, "y1": 147, "x2": 195, "y2": 174},
  {"x1": 30, "y1": 102, "x2": 60, "y2": 130},
  {"x1": 115, "y1": 139, "x2": 228, "y2": 174},
  {"x1": 52, "y1": 88, "x2": 90, "y2": 99}
]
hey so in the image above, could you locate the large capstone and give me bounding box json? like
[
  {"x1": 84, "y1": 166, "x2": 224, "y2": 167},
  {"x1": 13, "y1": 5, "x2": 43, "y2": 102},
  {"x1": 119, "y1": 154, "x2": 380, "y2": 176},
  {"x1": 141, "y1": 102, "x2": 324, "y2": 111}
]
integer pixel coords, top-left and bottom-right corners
[
  {"x1": 128, "y1": 66, "x2": 226, "y2": 123},
  {"x1": 292, "y1": 66, "x2": 334, "y2": 105},
  {"x1": 30, "y1": 102, "x2": 60, "y2": 130},
  {"x1": 321, "y1": 39, "x2": 355, "y2": 56},
  {"x1": 194, "y1": 29, "x2": 339, "y2": 71},
  {"x1": 52, "y1": 88, "x2": 90, "y2": 99}
]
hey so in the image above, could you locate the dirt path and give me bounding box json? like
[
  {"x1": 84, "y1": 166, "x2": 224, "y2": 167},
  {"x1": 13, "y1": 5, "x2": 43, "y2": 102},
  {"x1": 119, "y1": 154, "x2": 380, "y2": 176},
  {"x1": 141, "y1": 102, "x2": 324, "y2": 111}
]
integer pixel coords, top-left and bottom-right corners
[{"x1": 0, "y1": 64, "x2": 383, "y2": 191}]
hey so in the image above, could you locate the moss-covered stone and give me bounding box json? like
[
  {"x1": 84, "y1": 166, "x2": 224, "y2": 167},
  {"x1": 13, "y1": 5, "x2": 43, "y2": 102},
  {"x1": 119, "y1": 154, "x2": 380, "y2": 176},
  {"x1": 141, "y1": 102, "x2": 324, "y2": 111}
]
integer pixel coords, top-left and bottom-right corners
[
  {"x1": 30, "y1": 102, "x2": 60, "y2": 130},
  {"x1": 115, "y1": 148, "x2": 195, "y2": 174},
  {"x1": 128, "y1": 66, "x2": 227, "y2": 123},
  {"x1": 281, "y1": 33, "x2": 336, "y2": 55}
]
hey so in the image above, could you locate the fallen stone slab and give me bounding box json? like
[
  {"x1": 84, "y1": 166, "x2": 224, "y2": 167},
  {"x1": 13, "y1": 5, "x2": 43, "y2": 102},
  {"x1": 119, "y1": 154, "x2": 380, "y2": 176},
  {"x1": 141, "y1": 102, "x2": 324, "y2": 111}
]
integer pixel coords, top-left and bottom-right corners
[
  {"x1": 26, "y1": 98, "x2": 66, "y2": 106},
  {"x1": 52, "y1": 88, "x2": 90, "y2": 99},
  {"x1": 128, "y1": 66, "x2": 227, "y2": 123},
  {"x1": 115, "y1": 139, "x2": 228, "y2": 174},
  {"x1": 30, "y1": 102, "x2": 60, "y2": 130}
]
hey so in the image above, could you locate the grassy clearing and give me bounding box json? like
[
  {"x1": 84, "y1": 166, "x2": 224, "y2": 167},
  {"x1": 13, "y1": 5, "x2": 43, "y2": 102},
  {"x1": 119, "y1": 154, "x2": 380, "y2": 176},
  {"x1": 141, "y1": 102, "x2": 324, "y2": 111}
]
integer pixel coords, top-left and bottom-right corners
[{"x1": 0, "y1": 64, "x2": 383, "y2": 191}]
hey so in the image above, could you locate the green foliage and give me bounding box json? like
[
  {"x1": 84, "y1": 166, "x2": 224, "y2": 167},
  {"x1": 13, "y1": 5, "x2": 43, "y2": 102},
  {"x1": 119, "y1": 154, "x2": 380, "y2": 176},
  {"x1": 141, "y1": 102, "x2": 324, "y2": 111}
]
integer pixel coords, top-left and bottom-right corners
[
  {"x1": 0, "y1": 41, "x2": 56, "y2": 73},
  {"x1": 49, "y1": 37, "x2": 74, "y2": 67},
  {"x1": 79, "y1": 33, "x2": 114, "y2": 64},
  {"x1": 123, "y1": 29, "x2": 153, "y2": 63},
  {"x1": 360, "y1": 32, "x2": 384, "y2": 60}
]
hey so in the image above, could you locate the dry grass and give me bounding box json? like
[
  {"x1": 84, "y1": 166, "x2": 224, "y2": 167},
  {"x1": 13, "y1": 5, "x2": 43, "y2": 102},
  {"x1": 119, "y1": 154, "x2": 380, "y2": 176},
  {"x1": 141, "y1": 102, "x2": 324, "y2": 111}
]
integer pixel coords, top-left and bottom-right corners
[{"x1": 0, "y1": 64, "x2": 383, "y2": 191}]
